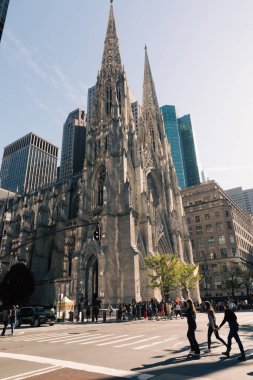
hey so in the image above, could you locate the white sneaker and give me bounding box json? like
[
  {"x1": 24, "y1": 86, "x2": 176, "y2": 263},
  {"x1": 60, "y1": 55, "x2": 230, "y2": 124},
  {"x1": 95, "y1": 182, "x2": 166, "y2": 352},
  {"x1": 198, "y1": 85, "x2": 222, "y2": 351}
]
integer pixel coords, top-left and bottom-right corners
[{"x1": 203, "y1": 348, "x2": 211, "y2": 353}]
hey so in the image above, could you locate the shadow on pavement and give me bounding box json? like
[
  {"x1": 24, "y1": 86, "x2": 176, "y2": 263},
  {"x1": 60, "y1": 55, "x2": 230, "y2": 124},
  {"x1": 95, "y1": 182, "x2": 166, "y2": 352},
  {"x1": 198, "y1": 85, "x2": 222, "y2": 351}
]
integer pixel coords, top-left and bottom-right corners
[{"x1": 132, "y1": 352, "x2": 253, "y2": 379}]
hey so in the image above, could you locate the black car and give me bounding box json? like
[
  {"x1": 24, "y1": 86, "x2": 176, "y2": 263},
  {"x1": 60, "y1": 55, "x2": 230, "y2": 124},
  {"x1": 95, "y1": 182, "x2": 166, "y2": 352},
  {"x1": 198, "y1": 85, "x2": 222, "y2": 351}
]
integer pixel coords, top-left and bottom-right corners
[{"x1": 17, "y1": 307, "x2": 48, "y2": 327}]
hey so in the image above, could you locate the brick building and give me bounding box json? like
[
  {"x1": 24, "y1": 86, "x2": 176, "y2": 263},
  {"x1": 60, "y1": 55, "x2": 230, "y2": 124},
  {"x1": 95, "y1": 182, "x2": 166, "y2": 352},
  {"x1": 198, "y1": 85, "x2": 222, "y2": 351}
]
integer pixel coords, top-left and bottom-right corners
[{"x1": 181, "y1": 181, "x2": 253, "y2": 300}]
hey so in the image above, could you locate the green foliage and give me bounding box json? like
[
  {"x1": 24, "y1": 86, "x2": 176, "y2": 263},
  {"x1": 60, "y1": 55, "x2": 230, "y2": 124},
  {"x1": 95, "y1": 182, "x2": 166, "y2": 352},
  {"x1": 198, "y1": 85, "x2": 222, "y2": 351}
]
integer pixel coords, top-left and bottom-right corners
[
  {"x1": 145, "y1": 253, "x2": 200, "y2": 299},
  {"x1": 0, "y1": 263, "x2": 34, "y2": 306},
  {"x1": 178, "y1": 262, "x2": 201, "y2": 298}
]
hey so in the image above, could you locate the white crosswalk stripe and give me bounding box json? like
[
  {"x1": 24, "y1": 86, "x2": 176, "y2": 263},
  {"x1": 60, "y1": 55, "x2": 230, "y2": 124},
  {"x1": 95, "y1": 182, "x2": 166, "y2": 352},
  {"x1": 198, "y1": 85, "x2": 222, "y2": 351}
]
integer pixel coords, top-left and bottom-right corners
[{"x1": 10, "y1": 331, "x2": 181, "y2": 351}]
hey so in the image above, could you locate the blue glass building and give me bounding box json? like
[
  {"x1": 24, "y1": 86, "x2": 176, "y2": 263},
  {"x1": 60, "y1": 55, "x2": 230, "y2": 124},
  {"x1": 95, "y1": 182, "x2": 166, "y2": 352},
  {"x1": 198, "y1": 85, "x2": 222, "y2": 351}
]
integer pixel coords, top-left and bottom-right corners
[
  {"x1": 177, "y1": 114, "x2": 200, "y2": 188},
  {"x1": 0, "y1": 0, "x2": 9, "y2": 42},
  {"x1": 161, "y1": 105, "x2": 186, "y2": 188}
]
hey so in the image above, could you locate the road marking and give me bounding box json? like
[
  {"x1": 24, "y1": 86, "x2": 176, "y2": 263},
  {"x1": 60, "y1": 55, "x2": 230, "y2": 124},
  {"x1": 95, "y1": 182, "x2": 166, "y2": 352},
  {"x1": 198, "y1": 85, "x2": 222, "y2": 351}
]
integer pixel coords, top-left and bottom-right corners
[
  {"x1": 15, "y1": 333, "x2": 70, "y2": 341},
  {"x1": 48, "y1": 333, "x2": 97, "y2": 344},
  {"x1": 97, "y1": 335, "x2": 144, "y2": 346},
  {"x1": 1, "y1": 366, "x2": 62, "y2": 380},
  {"x1": 81, "y1": 334, "x2": 124, "y2": 345},
  {"x1": 115, "y1": 336, "x2": 160, "y2": 348},
  {"x1": 64, "y1": 334, "x2": 105, "y2": 344},
  {"x1": 37, "y1": 333, "x2": 86, "y2": 343},
  {"x1": 134, "y1": 337, "x2": 176, "y2": 350},
  {"x1": 0, "y1": 352, "x2": 154, "y2": 379}
]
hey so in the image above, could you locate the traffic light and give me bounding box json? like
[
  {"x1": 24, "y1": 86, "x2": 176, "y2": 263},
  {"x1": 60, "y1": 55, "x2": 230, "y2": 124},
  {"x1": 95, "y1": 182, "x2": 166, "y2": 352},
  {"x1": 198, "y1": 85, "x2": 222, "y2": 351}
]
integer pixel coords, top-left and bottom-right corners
[{"x1": 93, "y1": 223, "x2": 100, "y2": 241}]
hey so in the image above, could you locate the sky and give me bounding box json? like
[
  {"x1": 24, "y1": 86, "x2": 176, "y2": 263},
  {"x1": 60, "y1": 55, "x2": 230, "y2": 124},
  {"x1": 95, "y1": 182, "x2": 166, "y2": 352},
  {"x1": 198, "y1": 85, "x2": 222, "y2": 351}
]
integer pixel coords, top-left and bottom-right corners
[{"x1": 0, "y1": 0, "x2": 253, "y2": 190}]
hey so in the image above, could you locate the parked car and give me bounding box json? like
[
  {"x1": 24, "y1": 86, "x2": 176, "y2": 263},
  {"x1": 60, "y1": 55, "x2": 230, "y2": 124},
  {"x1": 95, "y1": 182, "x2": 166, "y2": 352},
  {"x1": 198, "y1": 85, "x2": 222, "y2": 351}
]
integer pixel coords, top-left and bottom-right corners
[
  {"x1": 44, "y1": 309, "x2": 56, "y2": 326},
  {"x1": 16, "y1": 307, "x2": 48, "y2": 327}
]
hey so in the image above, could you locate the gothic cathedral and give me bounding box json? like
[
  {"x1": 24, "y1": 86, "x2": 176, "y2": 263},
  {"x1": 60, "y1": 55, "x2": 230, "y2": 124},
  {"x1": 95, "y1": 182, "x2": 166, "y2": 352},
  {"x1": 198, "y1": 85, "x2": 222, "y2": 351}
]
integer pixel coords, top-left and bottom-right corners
[{"x1": 0, "y1": 4, "x2": 199, "y2": 305}]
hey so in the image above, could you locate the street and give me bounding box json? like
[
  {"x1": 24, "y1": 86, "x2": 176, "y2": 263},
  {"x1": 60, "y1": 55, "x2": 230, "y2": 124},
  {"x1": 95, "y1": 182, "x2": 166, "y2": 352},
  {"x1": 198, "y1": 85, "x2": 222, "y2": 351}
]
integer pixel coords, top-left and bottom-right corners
[{"x1": 0, "y1": 311, "x2": 252, "y2": 379}]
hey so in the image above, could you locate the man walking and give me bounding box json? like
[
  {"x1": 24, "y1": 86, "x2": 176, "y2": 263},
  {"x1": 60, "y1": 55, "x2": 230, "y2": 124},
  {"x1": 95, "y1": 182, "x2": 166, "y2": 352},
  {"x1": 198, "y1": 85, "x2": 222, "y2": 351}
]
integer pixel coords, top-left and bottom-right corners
[{"x1": 218, "y1": 300, "x2": 246, "y2": 361}]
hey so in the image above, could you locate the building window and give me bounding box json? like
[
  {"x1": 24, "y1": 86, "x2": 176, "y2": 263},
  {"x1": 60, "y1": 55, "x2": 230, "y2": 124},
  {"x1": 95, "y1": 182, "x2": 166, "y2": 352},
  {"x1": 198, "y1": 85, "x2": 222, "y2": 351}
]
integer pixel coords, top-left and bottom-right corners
[
  {"x1": 220, "y1": 248, "x2": 227, "y2": 258},
  {"x1": 216, "y1": 222, "x2": 223, "y2": 232},
  {"x1": 212, "y1": 264, "x2": 218, "y2": 272},
  {"x1": 227, "y1": 221, "x2": 232, "y2": 230},
  {"x1": 232, "y1": 247, "x2": 237, "y2": 257},
  {"x1": 229, "y1": 235, "x2": 235, "y2": 244},
  {"x1": 188, "y1": 226, "x2": 192, "y2": 233},
  {"x1": 196, "y1": 225, "x2": 202, "y2": 234},
  {"x1": 205, "y1": 213, "x2": 210, "y2": 220},
  {"x1": 206, "y1": 224, "x2": 213, "y2": 233},
  {"x1": 208, "y1": 236, "x2": 215, "y2": 247},
  {"x1": 225, "y1": 210, "x2": 229, "y2": 217},
  {"x1": 187, "y1": 218, "x2": 191, "y2": 224},
  {"x1": 198, "y1": 239, "x2": 205, "y2": 248},
  {"x1": 219, "y1": 235, "x2": 226, "y2": 245},
  {"x1": 191, "y1": 239, "x2": 195, "y2": 249},
  {"x1": 210, "y1": 251, "x2": 216, "y2": 259},
  {"x1": 195, "y1": 215, "x2": 200, "y2": 222}
]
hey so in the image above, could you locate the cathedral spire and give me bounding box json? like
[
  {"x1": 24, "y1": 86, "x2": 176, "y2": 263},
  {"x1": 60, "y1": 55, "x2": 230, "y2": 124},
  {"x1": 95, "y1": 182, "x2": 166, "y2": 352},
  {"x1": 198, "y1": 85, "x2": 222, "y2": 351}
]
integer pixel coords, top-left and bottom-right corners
[
  {"x1": 101, "y1": 2, "x2": 122, "y2": 70},
  {"x1": 142, "y1": 46, "x2": 159, "y2": 113}
]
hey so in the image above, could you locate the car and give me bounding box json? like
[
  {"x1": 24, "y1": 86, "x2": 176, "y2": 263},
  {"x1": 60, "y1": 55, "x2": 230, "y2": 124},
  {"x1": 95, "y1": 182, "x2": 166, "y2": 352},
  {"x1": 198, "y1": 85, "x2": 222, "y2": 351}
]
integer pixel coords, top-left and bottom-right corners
[{"x1": 16, "y1": 307, "x2": 47, "y2": 327}]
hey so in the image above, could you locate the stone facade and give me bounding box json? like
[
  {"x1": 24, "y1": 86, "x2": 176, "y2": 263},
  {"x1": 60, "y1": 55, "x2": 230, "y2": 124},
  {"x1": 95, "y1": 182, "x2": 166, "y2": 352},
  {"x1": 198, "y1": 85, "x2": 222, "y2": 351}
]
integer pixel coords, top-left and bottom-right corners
[
  {"x1": 0, "y1": 4, "x2": 199, "y2": 306},
  {"x1": 181, "y1": 181, "x2": 253, "y2": 300}
]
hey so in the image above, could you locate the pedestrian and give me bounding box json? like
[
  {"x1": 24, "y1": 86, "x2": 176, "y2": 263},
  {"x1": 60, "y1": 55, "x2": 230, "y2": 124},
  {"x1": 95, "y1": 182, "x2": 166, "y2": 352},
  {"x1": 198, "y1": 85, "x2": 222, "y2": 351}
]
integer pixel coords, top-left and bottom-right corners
[
  {"x1": 166, "y1": 302, "x2": 172, "y2": 320},
  {"x1": 218, "y1": 300, "x2": 246, "y2": 361},
  {"x1": 86, "y1": 305, "x2": 91, "y2": 322},
  {"x1": 185, "y1": 299, "x2": 200, "y2": 357},
  {"x1": 108, "y1": 304, "x2": 113, "y2": 318},
  {"x1": 203, "y1": 301, "x2": 227, "y2": 353},
  {"x1": 1, "y1": 309, "x2": 9, "y2": 336},
  {"x1": 175, "y1": 302, "x2": 182, "y2": 319},
  {"x1": 9, "y1": 305, "x2": 16, "y2": 335},
  {"x1": 93, "y1": 305, "x2": 99, "y2": 323}
]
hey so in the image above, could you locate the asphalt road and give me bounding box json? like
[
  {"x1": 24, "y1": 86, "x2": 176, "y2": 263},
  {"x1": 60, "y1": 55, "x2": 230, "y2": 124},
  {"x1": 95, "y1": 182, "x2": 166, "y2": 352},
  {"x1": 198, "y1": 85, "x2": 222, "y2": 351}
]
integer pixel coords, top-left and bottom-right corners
[{"x1": 0, "y1": 311, "x2": 252, "y2": 379}]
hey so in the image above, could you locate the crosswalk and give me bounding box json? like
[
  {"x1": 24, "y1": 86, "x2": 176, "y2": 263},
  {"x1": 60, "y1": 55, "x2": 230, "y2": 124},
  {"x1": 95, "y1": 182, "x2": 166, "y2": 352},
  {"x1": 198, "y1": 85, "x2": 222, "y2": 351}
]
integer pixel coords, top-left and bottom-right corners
[{"x1": 11, "y1": 331, "x2": 182, "y2": 351}]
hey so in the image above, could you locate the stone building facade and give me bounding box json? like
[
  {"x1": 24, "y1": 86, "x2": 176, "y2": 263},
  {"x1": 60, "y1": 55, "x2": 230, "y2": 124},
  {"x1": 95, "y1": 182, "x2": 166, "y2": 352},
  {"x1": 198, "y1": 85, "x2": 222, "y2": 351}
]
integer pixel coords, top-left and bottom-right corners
[
  {"x1": 0, "y1": 4, "x2": 199, "y2": 306},
  {"x1": 181, "y1": 181, "x2": 253, "y2": 300}
]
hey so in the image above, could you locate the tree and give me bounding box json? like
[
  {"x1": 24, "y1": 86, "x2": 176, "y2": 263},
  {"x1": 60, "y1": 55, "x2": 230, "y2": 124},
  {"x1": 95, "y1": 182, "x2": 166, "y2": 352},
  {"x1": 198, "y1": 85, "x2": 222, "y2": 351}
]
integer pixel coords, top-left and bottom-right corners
[
  {"x1": 178, "y1": 262, "x2": 201, "y2": 299},
  {"x1": 236, "y1": 266, "x2": 253, "y2": 301},
  {"x1": 223, "y1": 265, "x2": 242, "y2": 302},
  {"x1": 0, "y1": 263, "x2": 34, "y2": 306},
  {"x1": 145, "y1": 253, "x2": 181, "y2": 300}
]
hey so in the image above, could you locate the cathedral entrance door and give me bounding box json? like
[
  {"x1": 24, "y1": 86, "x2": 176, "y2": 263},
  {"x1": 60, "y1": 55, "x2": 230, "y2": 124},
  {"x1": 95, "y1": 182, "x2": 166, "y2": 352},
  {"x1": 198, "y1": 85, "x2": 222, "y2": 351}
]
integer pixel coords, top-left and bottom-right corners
[{"x1": 85, "y1": 256, "x2": 98, "y2": 305}]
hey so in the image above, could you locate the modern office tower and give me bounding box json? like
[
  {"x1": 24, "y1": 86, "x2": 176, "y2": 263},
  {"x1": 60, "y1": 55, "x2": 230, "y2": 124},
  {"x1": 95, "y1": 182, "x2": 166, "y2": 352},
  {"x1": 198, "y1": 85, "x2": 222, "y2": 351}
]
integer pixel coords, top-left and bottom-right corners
[
  {"x1": 0, "y1": 133, "x2": 58, "y2": 194},
  {"x1": 131, "y1": 101, "x2": 141, "y2": 137},
  {"x1": 178, "y1": 114, "x2": 200, "y2": 187},
  {"x1": 226, "y1": 187, "x2": 253, "y2": 215},
  {"x1": 87, "y1": 85, "x2": 96, "y2": 130},
  {"x1": 0, "y1": 0, "x2": 9, "y2": 42},
  {"x1": 181, "y1": 180, "x2": 253, "y2": 300},
  {"x1": 161, "y1": 105, "x2": 186, "y2": 188},
  {"x1": 59, "y1": 109, "x2": 86, "y2": 181}
]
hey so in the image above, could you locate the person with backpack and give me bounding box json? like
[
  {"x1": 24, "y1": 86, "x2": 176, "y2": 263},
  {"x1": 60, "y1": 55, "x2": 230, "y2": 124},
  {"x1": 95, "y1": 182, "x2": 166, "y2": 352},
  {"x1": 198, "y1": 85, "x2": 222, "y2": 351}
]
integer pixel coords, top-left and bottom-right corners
[
  {"x1": 203, "y1": 301, "x2": 227, "y2": 353},
  {"x1": 185, "y1": 299, "x2": 200, "y2": 357},
  {"x1": 218, "y1": 300, "x2": 246, "y2": 361}
]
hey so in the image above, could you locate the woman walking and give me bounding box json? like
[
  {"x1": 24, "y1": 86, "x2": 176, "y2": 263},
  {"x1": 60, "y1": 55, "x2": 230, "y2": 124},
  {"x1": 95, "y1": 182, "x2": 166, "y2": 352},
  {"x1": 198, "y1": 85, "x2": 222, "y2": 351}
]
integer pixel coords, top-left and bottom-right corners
[
  {"x1": 185, "y1": 299, "x2": 200, "y2": 357},
  {"x1": 203, "y1": 301, "x2": 227, "y2": 353}
]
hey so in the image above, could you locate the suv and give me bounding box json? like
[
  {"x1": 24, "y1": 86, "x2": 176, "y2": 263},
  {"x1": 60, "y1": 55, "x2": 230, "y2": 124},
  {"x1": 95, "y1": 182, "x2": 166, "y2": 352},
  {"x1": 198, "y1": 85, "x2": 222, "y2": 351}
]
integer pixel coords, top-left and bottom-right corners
[{"x1": 17, "y1": 307, "x2": 47, "y2": 327}]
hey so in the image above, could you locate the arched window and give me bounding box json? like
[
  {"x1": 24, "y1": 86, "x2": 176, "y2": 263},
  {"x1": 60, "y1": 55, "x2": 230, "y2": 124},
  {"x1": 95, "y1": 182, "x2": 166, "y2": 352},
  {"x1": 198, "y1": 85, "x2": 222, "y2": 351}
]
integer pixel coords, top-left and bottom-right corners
[
  {"x1": 106, "y1": 85, "x2": 112, "y2": 116},
  {"x1": 97, "y1": 168, "x2": 106, "y2": 207},
  {"x1": 150, "y1": 128, "x2": 155, "y2": 151}
]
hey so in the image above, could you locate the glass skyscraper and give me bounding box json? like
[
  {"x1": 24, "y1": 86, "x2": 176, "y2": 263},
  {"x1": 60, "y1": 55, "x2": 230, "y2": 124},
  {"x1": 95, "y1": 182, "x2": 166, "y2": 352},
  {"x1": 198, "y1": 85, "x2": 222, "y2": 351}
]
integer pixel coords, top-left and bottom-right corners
[
  {"x1": 0, "y1": 133, "x2": 58, "y2": 193},
  {"x1": 177, "y1": 114, "x2": 200, "y2": 188},
  {"x1": 0, "y1": 0, "x2": 9, "y2": 42},
  {"x1": 161, "y1": 105, "x2": 186, "y2": 188},
  {"x1": 60, "y1": 108, "x2": 86, "y2": 181}
]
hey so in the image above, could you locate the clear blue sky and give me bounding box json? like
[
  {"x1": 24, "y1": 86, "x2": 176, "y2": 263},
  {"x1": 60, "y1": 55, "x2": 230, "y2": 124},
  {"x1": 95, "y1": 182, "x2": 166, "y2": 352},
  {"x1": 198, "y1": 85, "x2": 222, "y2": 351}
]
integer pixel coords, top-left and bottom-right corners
[{"x1": 0, "y1": 0, "x2": 252, "y2": 190}]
